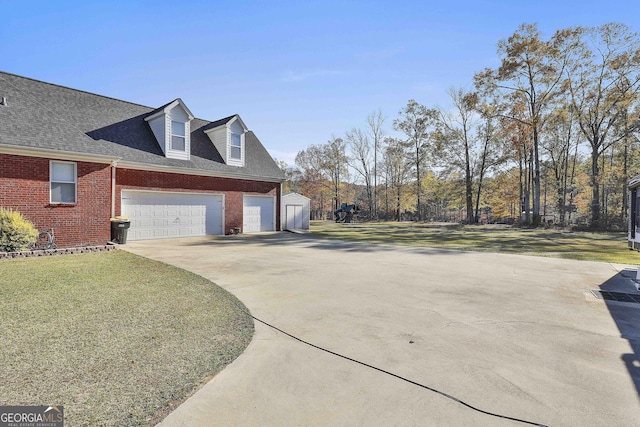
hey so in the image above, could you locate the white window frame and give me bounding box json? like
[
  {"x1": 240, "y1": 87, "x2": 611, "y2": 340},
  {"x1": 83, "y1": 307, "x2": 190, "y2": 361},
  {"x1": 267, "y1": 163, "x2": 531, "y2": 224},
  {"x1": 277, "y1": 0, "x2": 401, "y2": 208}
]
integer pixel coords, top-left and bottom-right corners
[
  {"x1": 171, "y1": 120, "x2": 186, "y2": 151},
  {"x1": 50, "y1": 160, "x2": 77, "y2": 204},
  {"x1": 230, "y1": 132, "x2": 242, "y2": 160}
]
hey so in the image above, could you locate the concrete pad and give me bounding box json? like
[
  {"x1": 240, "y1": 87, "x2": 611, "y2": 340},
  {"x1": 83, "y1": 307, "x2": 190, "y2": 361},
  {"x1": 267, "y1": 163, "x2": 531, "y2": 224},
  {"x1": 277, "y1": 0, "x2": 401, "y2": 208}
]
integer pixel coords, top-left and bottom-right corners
[{"x1": 122, "y1": 233, "x2": 640, "y2": 426}]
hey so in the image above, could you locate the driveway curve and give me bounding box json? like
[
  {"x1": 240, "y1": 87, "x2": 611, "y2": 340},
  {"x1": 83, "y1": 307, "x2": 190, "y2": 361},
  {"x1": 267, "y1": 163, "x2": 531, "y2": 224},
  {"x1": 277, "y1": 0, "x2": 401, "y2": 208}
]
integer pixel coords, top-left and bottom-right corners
[{"x1": 123, "y1": 233, "x2": 640, "y2": 427}]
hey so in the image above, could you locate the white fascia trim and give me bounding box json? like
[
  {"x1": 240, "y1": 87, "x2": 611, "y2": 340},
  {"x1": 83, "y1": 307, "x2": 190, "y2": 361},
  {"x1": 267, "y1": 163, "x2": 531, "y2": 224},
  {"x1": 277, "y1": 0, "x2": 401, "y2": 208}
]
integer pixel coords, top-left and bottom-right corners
[
  {"x1": 0, "y1": 144, "x2": 119, "y2": 164},
  {"x1": 144, "y1": 98, "x2": 195, "y2": 122},
  {"x1": 115, "y1": 160, "x2": 285, "y2": 183},
  {"x1": 283, "y1": 192, "x2": 311, "y2": 200},
  {"x1": 144, "y1": 110, "x2": 163, "y2": 122},
  {"x1": 203, "y1": 115, "x2": 249, "y2": 135},
  {"x1": 228, "y1": 115, "x2": 248, "y2": 132}
]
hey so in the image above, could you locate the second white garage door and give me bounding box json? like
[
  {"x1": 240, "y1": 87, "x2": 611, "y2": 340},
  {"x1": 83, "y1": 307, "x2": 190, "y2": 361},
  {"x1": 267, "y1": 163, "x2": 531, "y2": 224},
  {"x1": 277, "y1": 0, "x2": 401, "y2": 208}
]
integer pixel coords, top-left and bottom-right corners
[
  {"x1": 122, "y1": 190, "x2": 224, "y2": 241},
  {"x1": 243, "y1": 195, "x2": 276, "y2": 233}
]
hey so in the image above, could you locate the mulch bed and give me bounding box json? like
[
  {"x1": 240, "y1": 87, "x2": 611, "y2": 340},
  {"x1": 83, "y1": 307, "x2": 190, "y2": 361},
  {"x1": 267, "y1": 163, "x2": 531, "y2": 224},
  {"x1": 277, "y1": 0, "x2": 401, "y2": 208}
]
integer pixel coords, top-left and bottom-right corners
[{"x1": 0, "y1": 244, "x2": 118, "y2": 259}]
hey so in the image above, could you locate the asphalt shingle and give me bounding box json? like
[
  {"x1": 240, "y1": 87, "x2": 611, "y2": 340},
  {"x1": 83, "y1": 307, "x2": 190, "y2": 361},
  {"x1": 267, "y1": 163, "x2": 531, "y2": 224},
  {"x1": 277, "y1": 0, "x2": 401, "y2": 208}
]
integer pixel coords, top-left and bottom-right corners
[{"x1": 0, "y1": 71, "x2": 285, "y2": 181}]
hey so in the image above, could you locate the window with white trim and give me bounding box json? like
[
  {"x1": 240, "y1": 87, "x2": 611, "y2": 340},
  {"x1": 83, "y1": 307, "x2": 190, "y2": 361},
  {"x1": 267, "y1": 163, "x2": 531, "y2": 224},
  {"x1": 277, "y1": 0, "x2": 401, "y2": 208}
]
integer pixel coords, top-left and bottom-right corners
[
  {"x1": 230, "y1": 132, "x2": 242, "y2": 160},
  {"x1": 171, "y1": 120, "x2": 186, "y2": 151},
  {"x1": 50, "y1": 161, "x2": 77, "y2": 204}
]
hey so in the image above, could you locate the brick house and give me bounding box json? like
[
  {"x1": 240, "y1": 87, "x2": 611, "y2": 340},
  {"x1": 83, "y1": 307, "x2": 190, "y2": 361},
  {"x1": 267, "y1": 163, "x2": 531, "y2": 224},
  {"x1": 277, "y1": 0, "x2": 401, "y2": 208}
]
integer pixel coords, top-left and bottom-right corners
[{"x1": 0, "y1": 72, "x2": 285, "y2": 248}]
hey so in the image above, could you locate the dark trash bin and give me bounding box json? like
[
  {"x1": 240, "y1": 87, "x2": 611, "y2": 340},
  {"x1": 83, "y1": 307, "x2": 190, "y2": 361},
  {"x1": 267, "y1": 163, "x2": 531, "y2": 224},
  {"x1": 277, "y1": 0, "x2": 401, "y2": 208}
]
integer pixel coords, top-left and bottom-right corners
[{"x1": 110, "y1": 217, "x2": 131, "y2": 244}]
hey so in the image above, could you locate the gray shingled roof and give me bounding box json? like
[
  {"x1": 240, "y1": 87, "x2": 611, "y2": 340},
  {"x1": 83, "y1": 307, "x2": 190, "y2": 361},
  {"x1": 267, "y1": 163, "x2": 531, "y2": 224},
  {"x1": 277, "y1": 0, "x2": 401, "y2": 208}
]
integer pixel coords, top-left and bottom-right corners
[{"x1": 0, "y1": 71, "x2": 284, "y2": 181}]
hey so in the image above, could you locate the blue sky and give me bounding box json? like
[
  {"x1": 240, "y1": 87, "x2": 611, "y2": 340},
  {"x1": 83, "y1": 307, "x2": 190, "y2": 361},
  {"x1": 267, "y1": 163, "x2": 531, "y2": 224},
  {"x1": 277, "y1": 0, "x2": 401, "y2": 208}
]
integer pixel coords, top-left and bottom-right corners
[{"x1": 1, "y1": 0, "x2": 637, "y2": 165}]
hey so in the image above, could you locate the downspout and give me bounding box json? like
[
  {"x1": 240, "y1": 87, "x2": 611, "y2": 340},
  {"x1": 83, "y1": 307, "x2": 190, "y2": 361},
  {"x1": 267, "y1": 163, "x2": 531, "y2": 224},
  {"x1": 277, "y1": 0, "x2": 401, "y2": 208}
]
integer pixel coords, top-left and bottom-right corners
[{"x1": 111, "y1": 160, "x2": 118, "y2": 218}]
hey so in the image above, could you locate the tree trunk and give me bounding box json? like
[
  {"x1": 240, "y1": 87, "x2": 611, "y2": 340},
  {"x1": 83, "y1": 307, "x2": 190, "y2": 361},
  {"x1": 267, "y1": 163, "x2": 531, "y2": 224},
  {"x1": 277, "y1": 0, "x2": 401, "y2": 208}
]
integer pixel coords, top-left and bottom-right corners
[
  {"x1": 568, "y1": 142, "x2": 579, "y2": 224},
  {"x1": 591, "y1": 145, "x2": 601, "y2": 227},
  {"x1": 560, "y1": 133, "x2": 571, "y2": 226},
  {"x1": 556, "y1": 185, "x2": 564, "y2": 226},
  {"x1": 623, "y1": 133, "x2": 629, "y2": 221},
  {"x1": 416, "y1": 144, "x2": 422, "y2": 221},
  {"x1": 396, "y1": 186, "x2": 401, "y2": 222},
  {"x1": 465, "y1": 142, "x2": 474, "y2": 223},
  {"x1": 474, "y1": 134, "x2": 491, "y2": 223},
  {"x1": 518, "y1": 155, "x2": 524, "y2": 224},
  {"x1": 532, "y1": 126, "x2": 541, "y2": 226},
  {"x1": 374, "y1": 140, "x2": 377, "y2": 219},
  {"x1": 385, "y1": 181, "x2": 389, "y2": 219}
]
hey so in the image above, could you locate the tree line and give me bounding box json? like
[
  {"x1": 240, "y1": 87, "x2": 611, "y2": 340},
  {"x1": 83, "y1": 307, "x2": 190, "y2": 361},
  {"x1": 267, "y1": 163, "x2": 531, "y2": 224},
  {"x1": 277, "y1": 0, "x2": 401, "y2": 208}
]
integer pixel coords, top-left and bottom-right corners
[{"x1": 278, "y1": 23, "x2": 640, "y2": 228}]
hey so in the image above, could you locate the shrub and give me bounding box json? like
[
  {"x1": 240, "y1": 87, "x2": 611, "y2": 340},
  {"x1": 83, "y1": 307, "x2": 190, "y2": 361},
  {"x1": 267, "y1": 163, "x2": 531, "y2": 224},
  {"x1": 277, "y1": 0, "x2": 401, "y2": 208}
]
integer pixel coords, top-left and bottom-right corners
[{"x1": 0, "y1": 208, "x2": 38, "y2": 252}]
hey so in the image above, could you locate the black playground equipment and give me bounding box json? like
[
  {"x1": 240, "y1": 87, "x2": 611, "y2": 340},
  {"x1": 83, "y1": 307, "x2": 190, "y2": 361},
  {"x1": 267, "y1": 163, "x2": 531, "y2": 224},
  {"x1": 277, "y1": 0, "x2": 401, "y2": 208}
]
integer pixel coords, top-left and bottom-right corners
[{"x1": 334, "y1": 203, "x2": 360, "y2": 223}]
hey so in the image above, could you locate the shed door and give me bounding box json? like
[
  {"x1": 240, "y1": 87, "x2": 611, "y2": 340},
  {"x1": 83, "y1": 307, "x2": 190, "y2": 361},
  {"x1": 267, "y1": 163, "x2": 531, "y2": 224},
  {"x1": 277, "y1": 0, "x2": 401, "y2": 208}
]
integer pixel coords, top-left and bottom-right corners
[
  {"x1": 286, "y1": 205, "x2": 303, "y2": 230},
  {"x1": 122, "y1": 191, "x2": 224, "y2": 240},
  {"x1": 243, "y1": 195, "x2": 276, "y2": 233}
]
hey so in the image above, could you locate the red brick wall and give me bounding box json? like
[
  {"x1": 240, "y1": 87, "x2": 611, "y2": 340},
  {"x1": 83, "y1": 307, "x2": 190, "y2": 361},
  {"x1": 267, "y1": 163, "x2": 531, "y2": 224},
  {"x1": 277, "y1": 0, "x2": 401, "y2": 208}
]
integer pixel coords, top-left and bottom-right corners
[
  {"x1": 0, "y1": 155, "x2": 281, "y2": 248},
  {"x1": 0, "y1": 154, "x2": 112, "y2": 248},
  {"x1": 115, "y1": 168, "x2": 281, "y2": 233}
]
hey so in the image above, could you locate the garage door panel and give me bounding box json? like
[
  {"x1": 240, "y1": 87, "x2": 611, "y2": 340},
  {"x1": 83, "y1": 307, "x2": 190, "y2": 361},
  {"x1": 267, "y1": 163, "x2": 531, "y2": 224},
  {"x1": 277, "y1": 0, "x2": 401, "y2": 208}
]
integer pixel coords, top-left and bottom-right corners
[
  {"x1": 122, "y1": 191, "x2": 224, "y2": 241},
  {"x1": 137, "y1": 230, "x2": 152, "y2": 239},
  {"x1": 243, "y1": 196, "x2": 275, "y2": 233},
  {"x1": 205, "y1": 200, "x2": 224, "y2": 234}
]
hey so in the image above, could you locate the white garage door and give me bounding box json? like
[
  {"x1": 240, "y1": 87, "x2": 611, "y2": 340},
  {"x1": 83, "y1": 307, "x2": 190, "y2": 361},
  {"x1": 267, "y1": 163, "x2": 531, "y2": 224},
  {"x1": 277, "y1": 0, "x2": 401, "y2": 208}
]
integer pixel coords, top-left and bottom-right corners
[
  {"x1": 243, "y1": 195, "x2": 276, "y2": 233},
  {"x1": 122, "y1": 190, "x2": 224, "y2": 241}
]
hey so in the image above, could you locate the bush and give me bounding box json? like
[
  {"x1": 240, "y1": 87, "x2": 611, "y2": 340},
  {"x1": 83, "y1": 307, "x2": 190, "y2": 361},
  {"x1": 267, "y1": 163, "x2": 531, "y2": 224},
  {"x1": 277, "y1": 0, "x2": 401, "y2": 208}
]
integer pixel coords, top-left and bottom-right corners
[{"x1": 0, "y1": 208, "x2": 38, "y2": 252}]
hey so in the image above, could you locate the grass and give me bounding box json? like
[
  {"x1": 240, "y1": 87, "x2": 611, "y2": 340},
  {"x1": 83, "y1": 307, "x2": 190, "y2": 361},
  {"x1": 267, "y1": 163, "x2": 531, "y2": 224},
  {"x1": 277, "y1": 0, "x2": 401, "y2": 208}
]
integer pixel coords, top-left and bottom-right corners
[
  {"x1": 0, "y1": 251, "x2": 253, "y2": 426},
  {"x1": 310, "y1": 221, "x2": 640, "y2": 265}
]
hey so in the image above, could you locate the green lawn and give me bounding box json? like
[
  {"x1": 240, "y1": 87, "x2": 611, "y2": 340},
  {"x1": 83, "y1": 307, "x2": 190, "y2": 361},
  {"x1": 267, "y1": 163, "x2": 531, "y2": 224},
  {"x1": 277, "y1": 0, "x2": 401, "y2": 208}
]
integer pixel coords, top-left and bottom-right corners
[
  {"x1": 0, "y1": 251, "x2": 253, "y2": 426},
  {"x1": 310, "y1": 221, "x2": 640, "y2": 264}
]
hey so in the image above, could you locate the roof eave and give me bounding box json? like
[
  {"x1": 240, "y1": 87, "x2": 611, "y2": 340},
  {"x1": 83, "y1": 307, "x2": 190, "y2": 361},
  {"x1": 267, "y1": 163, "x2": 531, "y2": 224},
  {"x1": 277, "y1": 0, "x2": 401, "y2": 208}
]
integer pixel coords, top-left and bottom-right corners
[
  {"x1": 0, "y1": 143, "x2": 120, "y2": 164},
  {"x1": 115, "y1": 160, "x2": 285, "y2": 183}
]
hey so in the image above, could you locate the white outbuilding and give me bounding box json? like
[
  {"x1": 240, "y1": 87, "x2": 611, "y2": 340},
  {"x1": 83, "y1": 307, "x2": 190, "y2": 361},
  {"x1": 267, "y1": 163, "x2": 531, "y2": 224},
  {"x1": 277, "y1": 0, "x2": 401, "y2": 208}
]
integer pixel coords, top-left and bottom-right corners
[{"x1": 281, "y1": 192, "x2": 310, "y2": 231}]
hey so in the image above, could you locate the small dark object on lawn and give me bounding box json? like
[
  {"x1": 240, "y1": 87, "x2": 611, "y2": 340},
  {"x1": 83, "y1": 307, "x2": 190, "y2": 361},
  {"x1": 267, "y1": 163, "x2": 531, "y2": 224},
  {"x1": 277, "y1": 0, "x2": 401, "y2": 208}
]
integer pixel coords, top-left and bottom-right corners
[{"x1": 334, "y1": 203, "x2": 360, "y2": 223}]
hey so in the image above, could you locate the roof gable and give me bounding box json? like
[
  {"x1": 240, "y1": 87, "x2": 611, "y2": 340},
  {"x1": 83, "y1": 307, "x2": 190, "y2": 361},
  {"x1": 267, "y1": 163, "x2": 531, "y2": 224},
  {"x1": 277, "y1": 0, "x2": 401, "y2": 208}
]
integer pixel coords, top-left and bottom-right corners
[
  {"x1": 283, "y1": 192, "x2": 311, "y2": 200},
  {"x1": 144, "y1": 98, "x2": 195, "y2": 122}
]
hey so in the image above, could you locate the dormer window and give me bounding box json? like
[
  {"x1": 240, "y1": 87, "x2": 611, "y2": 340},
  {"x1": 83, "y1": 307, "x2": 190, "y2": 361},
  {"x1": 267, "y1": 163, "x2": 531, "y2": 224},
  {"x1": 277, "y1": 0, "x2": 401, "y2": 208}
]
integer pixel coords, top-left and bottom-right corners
[
  {"x1": 145, "y1": 98, "x2": 194, "y2": 160},
  {"x1": 171, "y1": 120, "x2": 186, "y2": 151},
  {"x1": 230, "y1": 132, "x2": 242, "y2": 159},
  {"x1": 204, "y1": 114, "x2": 248, "y2": 167}
]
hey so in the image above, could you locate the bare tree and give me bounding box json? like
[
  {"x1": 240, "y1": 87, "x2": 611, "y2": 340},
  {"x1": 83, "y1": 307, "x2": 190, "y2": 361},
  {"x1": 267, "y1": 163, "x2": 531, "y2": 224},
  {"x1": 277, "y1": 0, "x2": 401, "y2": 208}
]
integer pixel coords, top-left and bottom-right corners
[
  {"x1": 435, "y1": 89, "x2": 504, "y2": 223},
  {"x1": 393, "y1": 100, "x2": 437, "y2": 220},
  {"x1": 382, "y1": 137, "x2": 411, "y2": 221},
  {"x1": 435, "y1": 88, "x2": 477, "y2": 223},
  {"x1": 473, "y1": 99, "x2": 504, "y2": 222},
  {"x1": 324, "y1": 136, "x2": 349, "y2": 211},
  {"x1": 367, "y1": 109, "x2": 386, "y2": 219},
  {"x1": 346, "y1": 128, "x2": 374, "y2": 216},
  {"x1": 540, "y1": 106, "x2": 581, "y2": 226},
  {"x1": 295, "y1": 136, "x2": 348, "y2": 212}
]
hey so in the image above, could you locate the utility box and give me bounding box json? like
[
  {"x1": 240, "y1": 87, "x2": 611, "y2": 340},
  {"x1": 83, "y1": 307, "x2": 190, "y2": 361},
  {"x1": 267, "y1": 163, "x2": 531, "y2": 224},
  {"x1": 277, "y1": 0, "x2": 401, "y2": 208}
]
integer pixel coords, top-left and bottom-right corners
[{"x1": 110, "y1": 217, "x2": 131, "y2": 244}]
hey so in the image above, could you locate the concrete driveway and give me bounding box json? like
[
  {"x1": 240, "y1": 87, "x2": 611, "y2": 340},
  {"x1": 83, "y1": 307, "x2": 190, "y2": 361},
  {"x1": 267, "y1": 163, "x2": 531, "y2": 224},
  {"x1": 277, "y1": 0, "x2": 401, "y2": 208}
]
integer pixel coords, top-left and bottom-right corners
[{"x1": 123, "y1": 233, "x2": 640, "y2": 426}]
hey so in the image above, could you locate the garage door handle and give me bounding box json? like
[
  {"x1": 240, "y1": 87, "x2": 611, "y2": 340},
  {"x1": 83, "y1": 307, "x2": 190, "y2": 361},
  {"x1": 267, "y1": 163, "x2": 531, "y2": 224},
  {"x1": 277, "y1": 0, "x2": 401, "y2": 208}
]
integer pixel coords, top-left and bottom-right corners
[{"x1": 173, "y1": 217, "x2": 179, "y2": 223}]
